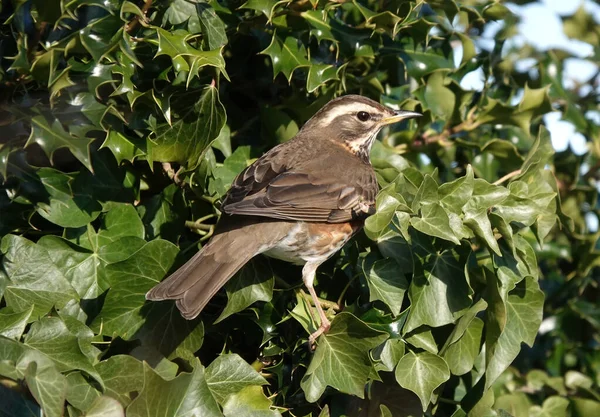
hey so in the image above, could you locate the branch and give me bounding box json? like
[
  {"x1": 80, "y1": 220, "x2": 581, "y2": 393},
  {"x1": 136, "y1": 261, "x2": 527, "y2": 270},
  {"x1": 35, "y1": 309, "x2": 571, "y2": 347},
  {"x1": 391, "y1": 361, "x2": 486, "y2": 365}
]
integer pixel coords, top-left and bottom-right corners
[
  {"x1": 126, "y1": 0, "x2": 153, "y2": 34},
  {"x1": 493, "y1": 169, "x2": 522, "y2": 185}
]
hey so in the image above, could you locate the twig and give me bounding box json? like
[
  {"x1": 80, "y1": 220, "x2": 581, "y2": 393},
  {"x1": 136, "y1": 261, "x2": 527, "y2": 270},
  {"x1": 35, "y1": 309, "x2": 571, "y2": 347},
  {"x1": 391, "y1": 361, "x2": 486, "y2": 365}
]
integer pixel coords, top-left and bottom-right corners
[
  {"x1": 493, "y1": 169, "x2": 522, "y2": 185},
  {"x1": 126, "y1": 0, "x2": 153, "y2": 33}
]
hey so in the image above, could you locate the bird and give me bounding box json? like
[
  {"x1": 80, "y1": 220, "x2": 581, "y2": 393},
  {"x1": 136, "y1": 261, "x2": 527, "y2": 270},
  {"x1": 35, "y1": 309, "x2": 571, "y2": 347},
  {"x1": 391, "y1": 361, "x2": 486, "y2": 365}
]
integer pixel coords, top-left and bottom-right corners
[{"x1": 146, "y1": 95, "x2": 421, "y2": 346}]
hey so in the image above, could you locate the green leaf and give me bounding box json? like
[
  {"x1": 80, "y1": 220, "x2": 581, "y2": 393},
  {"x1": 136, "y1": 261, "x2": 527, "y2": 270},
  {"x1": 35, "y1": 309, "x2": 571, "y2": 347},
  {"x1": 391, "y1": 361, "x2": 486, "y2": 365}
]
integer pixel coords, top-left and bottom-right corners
[
  {"x1": 34, "y1": 168, "x2": 102, "y2": 228},
  {"x1": 100, "y1": 131, "x2": 146, "y2": 164},
  {"x1": 373, "y1": 339, "x2": 405, "y2": 372},
  {"x1": 424, "y1": 71, "x2": 456, "y2": 120},
  {"x1": 222, "y1": 385, "x2": 282, "y2": 417},
  {"x1": 306, "y1": 64, "x2": 340, "y2": 93},
  {"x1": 86, "y1": 396, "x2": 125, "y2": 417},
  {"x1": 25, "y1": 115, "x2": 94, "y2": 172},
  {"x1": 239, "y1": 0, "x2": 283, "y2": 20},
  {"x1": 149, "y1": 85, "x2": 227, "y2": 169},
  {"x1": 395, "y1": 351, "x2": 450, "y2": 411},
  {"x1": 529, "y1": 396, "x2": 570, "y2": 417},
  {"x1": 1, "y1": 235, "x2": 78, "y2": 318},
  {"x1": 404, "y1": 249, "x2": 472, "y2": 333},
  {"x1": 0, "y1": 305, "x2": 34, "y2": 339},
  {"x1": 194, "y1": 4, "x2": 228, "y2": 50},
  {"x1": 361, "y1": 256, "x2": 409, "y2": 316},
  {"x1": 39, "y1": 206, "x2": 146, "y2": 299},
  {"x1": 93, "y1": 240, "x2": 179, "y2": 339},
  {"x1": 206, "y1": 354, "x2": 268, "y2": 404},
  {"x1": 24, "y1": 316, "x2": 102, "y2": 385},
  {"x1": 410, "y1": 203, "x2": 461, "y2": 245},
  {"x1": 463, "y1": 210, "x2": 501, "y2": 256},
  {"x1": 261, "y1": 33, "x2": 310, "y2": 82},
  {"x1": 65, "y1": 372, "x2": 102, "y2": 411},
  {"x1": 485, "y1": 277, "x2": 544, "y2": 389},
  {"x1": 301, "y1": 312, "x2": 388, "y2": 401},
  {"x1": 216, "y1": 259, "x2": 275, "y2": 323},
  {"x1": 477, "y1": 85, "x2": 552, "y2": 132},
  {"x1": 24, "y1": 362, "x2": 67, "y2": 417},
  {"x1": 516, "y1": 126, "x2": 554, "y2": 181},
  {"x1": 127, "y1": 360, "x2": 221, "y2": 417},
  {"x1": 154, "y1": 27, "x2": 228, "y2": 83},
  {"x1": 442, "y1": 317, "x2": 483, "y2": 375},
  {"x1": 438, "y1": 165, "x2": 474, "y2": 214},
  {"x1": 96, "y1": 355, "x2": 144, "y2": 407}
]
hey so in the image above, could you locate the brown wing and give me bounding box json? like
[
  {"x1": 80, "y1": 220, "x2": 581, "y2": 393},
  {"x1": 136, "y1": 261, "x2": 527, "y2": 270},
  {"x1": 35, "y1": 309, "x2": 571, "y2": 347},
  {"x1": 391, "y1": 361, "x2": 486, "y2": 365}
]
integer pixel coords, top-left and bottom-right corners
[{"x1": 221, "y1": 146, "x2": 377, "y2": 223}]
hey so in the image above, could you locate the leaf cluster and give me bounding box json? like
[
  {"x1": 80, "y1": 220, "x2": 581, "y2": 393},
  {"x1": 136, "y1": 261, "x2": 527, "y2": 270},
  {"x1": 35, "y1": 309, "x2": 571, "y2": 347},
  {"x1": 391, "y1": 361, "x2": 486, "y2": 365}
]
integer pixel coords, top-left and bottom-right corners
[{"x1": 1, "y1": 0, "x2": 599, "y2": 416}]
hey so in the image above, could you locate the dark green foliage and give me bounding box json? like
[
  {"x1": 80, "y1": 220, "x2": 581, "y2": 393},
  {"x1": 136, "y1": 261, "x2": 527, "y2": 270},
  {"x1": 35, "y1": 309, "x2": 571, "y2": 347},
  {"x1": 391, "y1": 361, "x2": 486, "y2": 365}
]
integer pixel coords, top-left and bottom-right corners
[{"x1": 0, "y1": 0, "x2": 599, "y2": 416}]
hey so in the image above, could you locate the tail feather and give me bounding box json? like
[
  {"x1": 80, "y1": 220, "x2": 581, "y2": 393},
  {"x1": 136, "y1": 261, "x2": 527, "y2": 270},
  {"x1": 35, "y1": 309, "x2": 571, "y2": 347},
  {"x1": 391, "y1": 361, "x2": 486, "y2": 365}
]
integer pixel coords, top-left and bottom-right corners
[{"x1": 146, "y1": 218, "x2": 291, "y2": 320}]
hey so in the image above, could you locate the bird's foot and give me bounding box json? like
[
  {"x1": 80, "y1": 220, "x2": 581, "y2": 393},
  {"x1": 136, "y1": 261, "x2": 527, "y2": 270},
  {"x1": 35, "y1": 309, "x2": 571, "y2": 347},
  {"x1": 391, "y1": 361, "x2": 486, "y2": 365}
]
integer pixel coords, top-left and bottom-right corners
[{"x1": 308, "y1": 318, "x2": 331, "y2": 351}]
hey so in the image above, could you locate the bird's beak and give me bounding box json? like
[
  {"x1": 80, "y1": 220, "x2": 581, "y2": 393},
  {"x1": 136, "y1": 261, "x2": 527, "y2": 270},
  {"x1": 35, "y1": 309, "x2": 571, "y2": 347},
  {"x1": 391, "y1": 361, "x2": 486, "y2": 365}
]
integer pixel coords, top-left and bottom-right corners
[{"x1": 380, "y1": 110, "x2": 422, "y2": 125}]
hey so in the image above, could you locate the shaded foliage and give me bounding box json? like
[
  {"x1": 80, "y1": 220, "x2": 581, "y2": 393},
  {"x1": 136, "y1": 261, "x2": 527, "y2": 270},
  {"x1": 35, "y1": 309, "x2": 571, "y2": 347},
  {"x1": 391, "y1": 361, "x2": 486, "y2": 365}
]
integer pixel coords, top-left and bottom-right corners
[{"x1": 0, "y1": 0, "x2": 599, "y2": 416}]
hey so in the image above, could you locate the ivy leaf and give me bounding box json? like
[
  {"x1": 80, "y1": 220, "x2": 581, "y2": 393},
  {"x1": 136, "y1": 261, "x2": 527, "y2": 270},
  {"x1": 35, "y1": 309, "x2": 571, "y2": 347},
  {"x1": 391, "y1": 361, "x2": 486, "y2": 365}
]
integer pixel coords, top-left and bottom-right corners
[
  {"x1": 222, "y1": 385, "x2": 282, "y2": 417},
  {"x1": 24, "y1": 362, "x2": 67, "y2": 417},
  {"x1": 23, "y1": 316, "x2": 103, "y2": 386},
  {"x1": 442, "y1": 317, "x2": 483, "y2": 375},
  {"x1": 0, "y1": 305, "x2": 34, "y2": 340},
  {"x1": 65, "y1": 372, "x2": 102, "y2": 411},
  {"x1": 395, "y1": 351, "x2": 450, "y2": 411},
  {"x1": 86, "y1": 396, "x2": 125, "y2": 417},
  {"x1": 149, "y1": 85, "x2": 227, "y2": 169},
  {"x1": 485, "y1": 277, "x2": 544, "y2": 389},
  {"x1": 205, "y1": 354, "x2": 268, "y2": 404},
  {"x1": 301, "y1": 312, "x2": 388, "y2": 401},
  {"x1": 216, "y1": 259, "x2": 274, "y2": 323},
  {"x1": 404, "y1": 249, "x2": 472, "y2": 333},
  {"x1": 361, "y1": 256, "x2": 409, "y2": 316},
  {"x1": 410, "y1": 203, "x2": 461, "y2": 245},
  {"x1": 92, "y1": 240, "x2": 178, "y2": 339},
  {"x1": 1, "y1": 235, "x2": 78, "y2": 318},
  {"x1": 96, "y1": 355, "x2": 144, "y2": 407},
  {"x1": 194, "y1": 4, "x2": 228, "y2": 50},
  {"x1": 34, "y1": 168, "x2": 102, "y2": 228},
  {"x1": 261, "y1": 33, "x2": 310, "y2": 82},
  {"x1": 127, "y1": 361, "x2": 221, "y2": 417}
]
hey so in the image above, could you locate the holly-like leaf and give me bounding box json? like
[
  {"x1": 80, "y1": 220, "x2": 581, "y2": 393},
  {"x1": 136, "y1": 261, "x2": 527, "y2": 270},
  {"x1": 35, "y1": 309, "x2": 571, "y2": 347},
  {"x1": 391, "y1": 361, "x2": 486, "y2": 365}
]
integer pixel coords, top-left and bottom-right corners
[
  {"x1": 261, "y1": 33, "x2": 310, "y2": 82},
  {"x1": 149, "y1": 85, "x2": 227, "y2": 169},
  {"x1": 301, "y1": 312, "x2": 388, "y2": 401},
  {"x1": 100, "y1": 131, "x2": 146, "y2": 164},
  {"x1": 395, "y1": 351, "x2": 450, "y2": 411}
]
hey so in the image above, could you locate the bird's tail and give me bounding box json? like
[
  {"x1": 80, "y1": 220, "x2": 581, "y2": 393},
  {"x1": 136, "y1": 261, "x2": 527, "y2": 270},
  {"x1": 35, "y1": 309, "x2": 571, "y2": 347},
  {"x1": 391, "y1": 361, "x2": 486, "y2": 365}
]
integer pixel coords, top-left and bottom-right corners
[{"x1": 146, "y1": 218, "x2": 288, "y2": 319}]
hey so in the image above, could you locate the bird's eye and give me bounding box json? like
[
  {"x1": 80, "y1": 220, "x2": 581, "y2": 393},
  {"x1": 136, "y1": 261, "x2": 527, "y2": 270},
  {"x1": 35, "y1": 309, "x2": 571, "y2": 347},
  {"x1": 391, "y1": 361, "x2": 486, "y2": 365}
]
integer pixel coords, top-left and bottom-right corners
[{"x1": 357, "y1": 111, "x2": 371, "y2": 122}]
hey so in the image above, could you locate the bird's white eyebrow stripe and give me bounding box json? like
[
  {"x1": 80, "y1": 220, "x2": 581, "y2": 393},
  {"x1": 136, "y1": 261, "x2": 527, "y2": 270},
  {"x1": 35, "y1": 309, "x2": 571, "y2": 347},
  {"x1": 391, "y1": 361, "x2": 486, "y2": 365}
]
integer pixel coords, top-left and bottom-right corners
[{"x1": 313, "y1": 102, "x2": 383, "y2": 126}]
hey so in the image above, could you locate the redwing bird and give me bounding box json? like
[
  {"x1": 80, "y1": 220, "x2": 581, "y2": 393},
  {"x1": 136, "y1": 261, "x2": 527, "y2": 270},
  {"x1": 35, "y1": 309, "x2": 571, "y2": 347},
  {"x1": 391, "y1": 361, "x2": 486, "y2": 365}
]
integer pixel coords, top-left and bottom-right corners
[{"x1": 146, "y1": 95, "x2": 421, "y2": 345}]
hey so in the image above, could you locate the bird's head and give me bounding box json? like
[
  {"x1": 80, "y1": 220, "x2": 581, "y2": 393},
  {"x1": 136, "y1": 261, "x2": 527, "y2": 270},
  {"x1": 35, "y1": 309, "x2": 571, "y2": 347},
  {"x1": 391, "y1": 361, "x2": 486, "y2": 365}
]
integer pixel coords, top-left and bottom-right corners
[{"x1": 302, "y1": 95, "x2": 421, "y2": 160}]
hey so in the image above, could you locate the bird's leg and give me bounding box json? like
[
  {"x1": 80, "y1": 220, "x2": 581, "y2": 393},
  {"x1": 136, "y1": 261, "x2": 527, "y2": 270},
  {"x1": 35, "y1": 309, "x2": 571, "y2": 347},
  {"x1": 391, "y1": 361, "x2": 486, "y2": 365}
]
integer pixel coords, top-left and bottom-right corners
[{"x1": 302, "y1": 262, "x2": 331, "y2": 349}]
